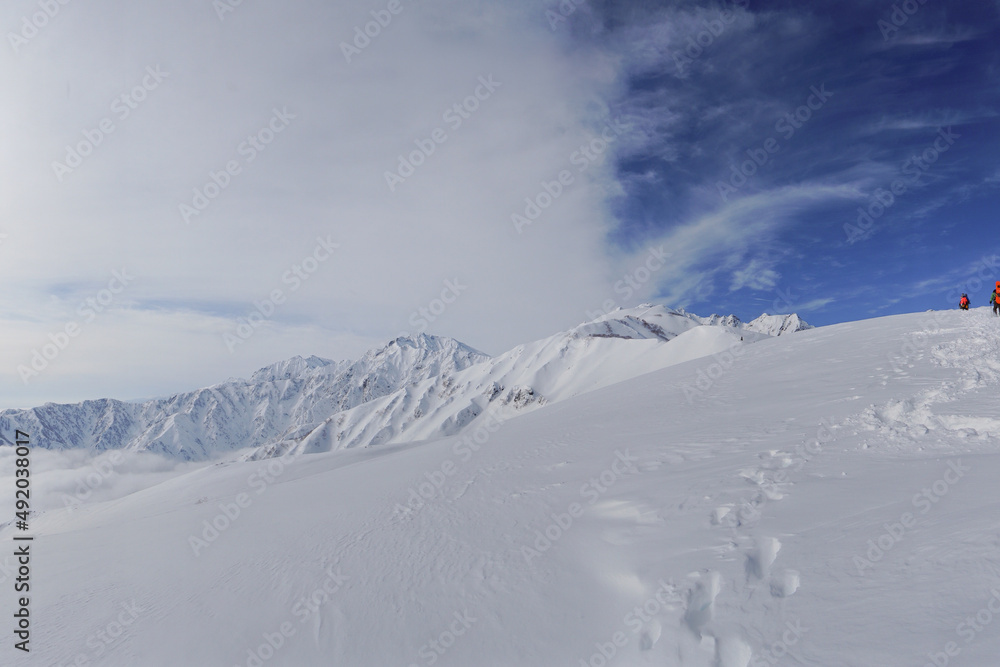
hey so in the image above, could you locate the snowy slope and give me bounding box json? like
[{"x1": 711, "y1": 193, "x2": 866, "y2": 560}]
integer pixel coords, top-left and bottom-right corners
[
  {"x1": 5, "y1": 307, "x2": 1000, "y2": 666},
  {"x1": 680, "y1": 310, "x2": 811, "y2": 335},
  {"x1": 251, "y1": 305, "x2": 773, "y2": 458},
  {"x1": 0, "y1": 306, "x2": 805, "y2": 461}
]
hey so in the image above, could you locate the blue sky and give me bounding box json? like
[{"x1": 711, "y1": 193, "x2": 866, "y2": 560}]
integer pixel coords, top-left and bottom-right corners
[
  {"x1": 586, "y1": 0, "x2": 1000, "y2": 324},
  {"x1": 0, "y1": 0, "x2": 998, "y2": 407}
]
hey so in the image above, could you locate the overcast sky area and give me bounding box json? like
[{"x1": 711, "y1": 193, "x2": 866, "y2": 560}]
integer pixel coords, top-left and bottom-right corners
[{"x1": 1, "y1": 0, "x2": 998, "y2": 409}]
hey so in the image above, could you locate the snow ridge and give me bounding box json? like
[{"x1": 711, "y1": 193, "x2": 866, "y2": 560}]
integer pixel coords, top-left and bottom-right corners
[
  {"x1": 0, "y1": 306, "x2": 810, "y2": 460},
  {"x1": 0, "y1": 334, "x2": 488, "y2": 460},
  {"x1": 744, "y1": 313, "x2": 813, "y2": 336}
]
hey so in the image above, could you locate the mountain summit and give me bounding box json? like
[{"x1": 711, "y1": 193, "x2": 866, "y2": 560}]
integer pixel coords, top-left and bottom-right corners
[{"x1": 0, "y1": 306, "x2": 809, "y2": 460}]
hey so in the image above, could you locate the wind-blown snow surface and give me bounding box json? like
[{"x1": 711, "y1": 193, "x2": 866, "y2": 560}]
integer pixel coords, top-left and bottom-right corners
[{"x1": 7, "y1": 308, "x2": 1000, "y2": 666}]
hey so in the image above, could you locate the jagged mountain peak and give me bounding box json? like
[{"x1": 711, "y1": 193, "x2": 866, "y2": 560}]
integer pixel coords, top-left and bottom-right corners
[
  {"x1": 0, "y1": 303, "x2": 814, "y2": 460},
  {"x1": 570, "y1": 304, "x2": 699, "y2": 342},
  {"x1": 582, "y1": 304, "x2": 810, "y2": 337},
  {"x1": 745, "y1": 312, "x2": 813, "y2": 336},
  {"x1": 376, "y1": 332, "x2": 487, "y2": 358},
  {"x1": 249, "y1": 354, "x2": 341, "y2": 383},
  {"x1": 355, "y1": 333, "x2": 491, "y2": 385}
]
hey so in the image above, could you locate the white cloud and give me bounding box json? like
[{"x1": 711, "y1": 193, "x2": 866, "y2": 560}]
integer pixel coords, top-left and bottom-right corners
[
  {"x1": 0, "y1": 0, "x2": 629, "y2": 407},
  {"x1": 639, "y1": 182, "x2": 860, "y2": 307},
  {"x1": 730, "y1": 258, "x2": 780, "y2": 292},
  {"x1": 0, "y1": 447, "x2": 204, "y2": 514},
  {"x1": 786, "y1": 297, "x2": 834, "y2": 313},
  {"x1": 863, "y1": 109, "x2": 994, "y2": 135},
  {"x1": 892, "y1": 26, "x2": 988, "y2": 46}
]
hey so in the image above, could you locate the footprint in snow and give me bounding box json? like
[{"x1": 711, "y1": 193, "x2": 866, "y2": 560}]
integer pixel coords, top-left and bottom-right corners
[
  {"x1": 769, "y1": 569, "x2": 800, "y2": 598},
  {"x1": 683, "y1": 570, "x2": 720, "y2": 637},
  {"x1": 715, "y1": 633, "x2": 753, "y2": 667},
  {"x1": 745, "y1": 536, "x2": 781, "y2": 581},
  {"x1": 639, "y1": 619, "x2": 661, "y2": 650}
]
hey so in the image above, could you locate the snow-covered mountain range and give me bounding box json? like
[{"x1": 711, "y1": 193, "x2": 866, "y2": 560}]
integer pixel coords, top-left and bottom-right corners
[
  {"x1": 0, "y1": 306, "x2": 810, "y2": 460},
  {"x1": 11, "y1": 307, "x2": 1000, "y2": 667}
]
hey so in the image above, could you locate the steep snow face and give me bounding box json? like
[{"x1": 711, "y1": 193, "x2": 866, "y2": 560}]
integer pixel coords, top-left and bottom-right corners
[
  {"x1": 0, "y1": 335, "x2": 489, "y2": 460},
  {"x1": 744, "y1": 313, "x2": 813, "y2": 336}
]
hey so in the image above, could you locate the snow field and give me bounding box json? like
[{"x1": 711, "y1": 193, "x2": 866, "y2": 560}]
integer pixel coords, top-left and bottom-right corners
[{"x1": 4, "y1": 308, "x2": 1000, "y2": 665}]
